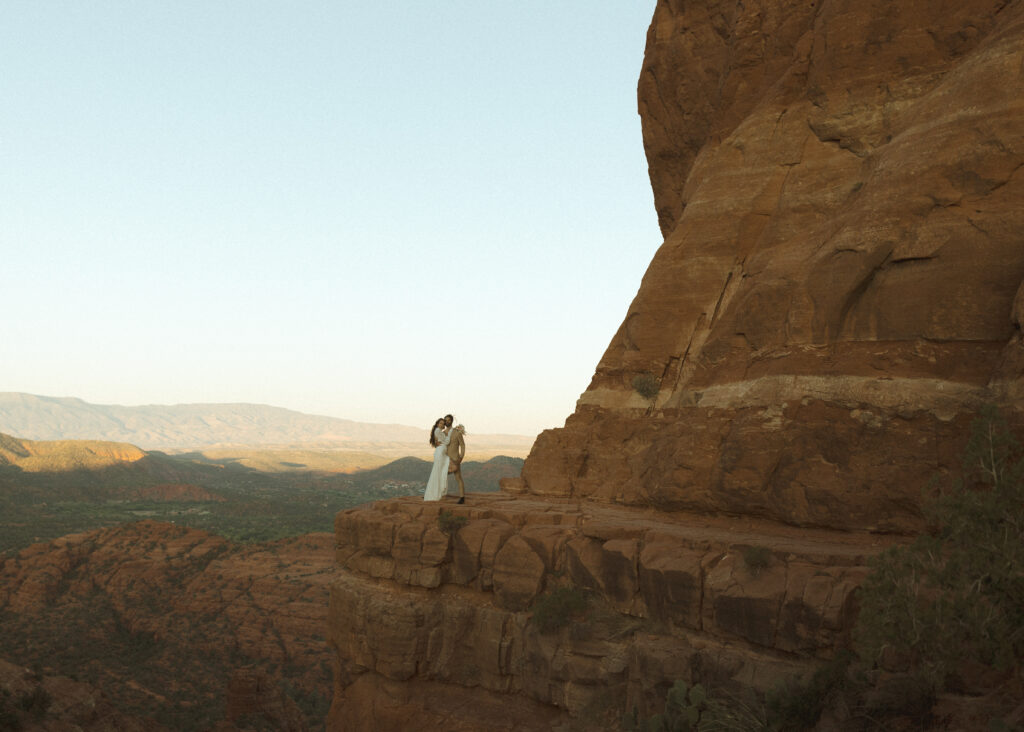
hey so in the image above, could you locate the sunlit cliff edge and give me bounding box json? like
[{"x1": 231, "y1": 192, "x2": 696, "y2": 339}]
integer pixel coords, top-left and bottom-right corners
[
  {"x1": 326, "y1": 1, "x2": 1024, "y2": 729},
  {"x1": 0, "y1": 432, "x2": 146, "y2": 472}
]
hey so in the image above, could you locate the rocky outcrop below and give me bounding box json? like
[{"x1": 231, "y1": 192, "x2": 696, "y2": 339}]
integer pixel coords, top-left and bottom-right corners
[
  {"x1": 221, "y1": 667, "x2": 308, "y2": 732},
  {"x1": 327, "y1": 496, "x2": 895, "y2": 730},
  {"x1": 0, "y1": 521, "x2": 335, "y2": 730},
  {"x1": 0, "y1": 657, "x2": 159, "y2": 731},
  {"x1": 520, "y1": 0, "x2": 1024, "y2": 532}
]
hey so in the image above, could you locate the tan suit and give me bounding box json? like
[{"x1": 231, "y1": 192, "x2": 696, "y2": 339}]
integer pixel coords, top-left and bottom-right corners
[{"x1": 446, "y1": 426, "x2": 465, "y2": 471}]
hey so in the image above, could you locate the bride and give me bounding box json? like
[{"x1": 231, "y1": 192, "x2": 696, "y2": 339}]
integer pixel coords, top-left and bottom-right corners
[{"x1": 423, "y1": 417, "x2": 450, "y2": 501}]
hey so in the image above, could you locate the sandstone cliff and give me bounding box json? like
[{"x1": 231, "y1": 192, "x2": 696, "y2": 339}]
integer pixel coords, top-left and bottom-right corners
[
  {"x1": 522, "y1": 0, "x2": 1024, "y2": 532},
  {"x1": 326, "y1": 1, "x2": 1024, "y2": 729},
  {"x1": 327, "y1": 496, "x2": 893, "y2": 730}
]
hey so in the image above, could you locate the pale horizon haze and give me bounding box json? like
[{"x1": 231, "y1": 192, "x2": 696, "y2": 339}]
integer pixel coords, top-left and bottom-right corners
[{"x1": 1, "y1": 2, "x2": 662, "y2": 437}]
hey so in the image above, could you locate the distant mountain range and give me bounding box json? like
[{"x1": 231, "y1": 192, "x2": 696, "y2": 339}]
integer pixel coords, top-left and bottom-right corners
[{"x1": 0, "y1": 393, "x2": 536, "y2": 453}]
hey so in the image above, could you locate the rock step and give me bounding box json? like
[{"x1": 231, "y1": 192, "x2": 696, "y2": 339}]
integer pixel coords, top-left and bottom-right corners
[
  {"x1": 330, "y1": 493, "x2": 899, "y2": 725},
  {"x1": 328, "y1": 567, "x2": 810, "y2": 729},
  {"x1": 333, "y1": 495, "x2": 895, "y2": 661}
]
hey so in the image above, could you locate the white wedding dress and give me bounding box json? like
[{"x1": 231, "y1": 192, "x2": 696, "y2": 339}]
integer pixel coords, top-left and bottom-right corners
[{"x1": 423, "y1": 427, "x2": 450, "y2": 501}]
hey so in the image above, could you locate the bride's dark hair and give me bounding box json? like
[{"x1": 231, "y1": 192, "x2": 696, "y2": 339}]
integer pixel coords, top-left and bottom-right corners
[{"x1": 428, "y1": 417, "x2": 444, "y2": 447}]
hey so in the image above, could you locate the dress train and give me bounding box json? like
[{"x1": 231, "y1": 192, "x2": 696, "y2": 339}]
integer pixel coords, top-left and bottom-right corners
[{"x1": 423, "y1": 429, "x2": 450, "y2": 501}]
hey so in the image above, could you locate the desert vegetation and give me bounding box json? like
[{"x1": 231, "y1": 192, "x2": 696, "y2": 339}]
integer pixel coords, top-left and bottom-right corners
[
  {"x1": 739, "y1": 545, "x2": 773, "y2": 578},
  {"x1": 437, "y1": 509, "x2": 468, "y2": 536},
  {"x1": 855, "y1": 406, "x2": 1024, "y2": 683},
  {"x1": 631, "y1": 372, "x2": 660, "y2": 400},
  {"x1": 0, "y1": 448, "x2": 522, "y2": 554},
  {"x1": 632, "y1": 408, "x2": 1024, "y2": 731},
  {"x1": 529, "y1": 586, "x2": 590, "y2": 634}
]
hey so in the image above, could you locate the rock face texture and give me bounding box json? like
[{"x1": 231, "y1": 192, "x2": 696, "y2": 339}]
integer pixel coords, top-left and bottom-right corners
[
  {"x1": 0, "y1": 657, "x2": 160, "y2": 732},
  {"x1": 0, "y1": 522, "x2": 335, "y2": 730},
  {"x1": 522, "y1": 0, "x2": 1024, "y2": 532},
  {"x1": 327, "y1": 496, "x2": 895, "y2": 730},
  {"x1": 326, "y1": 1, "x2": 1024, "y2": 729}
]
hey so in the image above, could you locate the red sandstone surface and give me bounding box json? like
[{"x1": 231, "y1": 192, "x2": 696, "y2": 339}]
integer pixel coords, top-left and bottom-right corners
[
  {"x1": 0, "y1": 657, "x2": 159, "y2": 732},
  {"x1": 327, "y1": 495, "x2": 897, "y2": 730}
]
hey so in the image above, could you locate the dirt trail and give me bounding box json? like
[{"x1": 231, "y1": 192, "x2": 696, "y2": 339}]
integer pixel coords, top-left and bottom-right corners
[{"x1": 386, "y1": 491, "x2": 906, "y2": 563}]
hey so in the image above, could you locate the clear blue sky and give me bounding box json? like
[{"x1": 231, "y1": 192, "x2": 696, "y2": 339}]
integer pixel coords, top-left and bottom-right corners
[{"x1": 1, "y1": 2, "x2": 661, "y2": 437}]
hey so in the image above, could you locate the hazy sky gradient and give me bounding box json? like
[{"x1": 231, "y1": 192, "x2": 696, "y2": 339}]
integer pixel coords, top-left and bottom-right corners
[{"x1": 1, "y1": 2, "x2": 661, "y2": 436}]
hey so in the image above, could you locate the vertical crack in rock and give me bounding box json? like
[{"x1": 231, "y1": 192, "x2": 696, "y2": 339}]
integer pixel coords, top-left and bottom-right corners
[
  {"x1": 835, "y1": 249, "x2": 893, "y2": 340},
  {"x1": 772, "y1": 560, "x2": 789, "y2": 650},
  {"x1": 697, "y1": 554, "x2": 708, "y2": 633},
  {"x1": 674, "y1": 313, "x2": 708, "y2": 393},
  {"x1": 710, "y1": 271, "x2": 735, "y2": 324}
]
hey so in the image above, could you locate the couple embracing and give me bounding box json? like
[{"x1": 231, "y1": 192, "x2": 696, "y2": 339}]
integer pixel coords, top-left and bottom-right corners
[{"x1": 424, "y1": 414, "x2": 466, "y2": 503}]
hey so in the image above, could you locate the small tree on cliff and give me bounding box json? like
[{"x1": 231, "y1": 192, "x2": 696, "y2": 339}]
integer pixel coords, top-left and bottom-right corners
[
  {"x1": 632, "y1": 372, "x2": 659, "y2": 400},
  {"x1": 854, "y1": 405, "x2": 1024, "y2": 687}
]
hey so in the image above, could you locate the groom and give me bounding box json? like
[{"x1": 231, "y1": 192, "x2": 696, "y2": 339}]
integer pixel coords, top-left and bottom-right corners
[{"x1": 444, "y1": 414, "x2": 466, "y2": 503}]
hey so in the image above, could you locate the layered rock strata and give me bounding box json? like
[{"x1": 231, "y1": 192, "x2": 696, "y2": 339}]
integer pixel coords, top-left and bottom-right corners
[
  {"x1": 327, "y1": 496, "x2": 894, "y2": 730},
  {"x1": 521, "y1": 0, "x2": 1024, "y2": 532}
]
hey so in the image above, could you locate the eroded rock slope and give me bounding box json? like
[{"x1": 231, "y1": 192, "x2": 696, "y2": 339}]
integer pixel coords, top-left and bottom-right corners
[{"x1": 0, "y1": 522, "x2": 334, "y2": 730}]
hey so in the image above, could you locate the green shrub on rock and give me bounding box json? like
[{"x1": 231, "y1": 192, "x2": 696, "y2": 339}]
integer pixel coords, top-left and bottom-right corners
[
  {"x1": 632, "y1": 372, "x2": 660, "y2": 400},
  {"x1": 437, "y1": 509, "x2": 467, "y2": 536},
  {"x1": 529, "y1": 587, "x2": 588, "y2": 634},
  {"x1": 740, "y1": 545, "x2": 772, "y2": 577},
  {"x1": 628, "y1": 407, "x2": 1024, "y2": 731},
  {"x1": 854, "y1": 405, "x2": 1024, "y2": 687},
  {"x1": 622, "y1": 680, "x2": 710, "y2": 732}
]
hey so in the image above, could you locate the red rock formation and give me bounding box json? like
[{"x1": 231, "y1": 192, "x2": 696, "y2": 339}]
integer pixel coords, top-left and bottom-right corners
[
  {"x1": 224, "y1": 667, "x2": 307, "y2": 731},
  {"x1": 522, "y1": 0, "x2": 1024, "y2": 532},
  {"x1": 326, "y1": 2, "x2": 1024, "y2": 729},
  {"x1": 0, "y1": 657, "x2": 160, "y2": 731},
  {"x1": 327, "y1": 496, "x2": 894, "y2": 730},
  {"x1": 0, "y1": 522, "x2": 334, "y2": 729}
]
